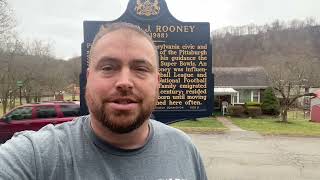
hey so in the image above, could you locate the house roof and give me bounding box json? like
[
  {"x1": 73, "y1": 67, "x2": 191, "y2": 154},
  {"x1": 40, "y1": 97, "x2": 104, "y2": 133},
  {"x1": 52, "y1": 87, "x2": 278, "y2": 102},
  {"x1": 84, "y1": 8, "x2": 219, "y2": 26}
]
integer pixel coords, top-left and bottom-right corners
[
  {"x1": 213, "y1": 66, "x2": 269, "y2": 87},
  {"x1": 214, "y1": 88, "x2": 238, "y2": 95}
]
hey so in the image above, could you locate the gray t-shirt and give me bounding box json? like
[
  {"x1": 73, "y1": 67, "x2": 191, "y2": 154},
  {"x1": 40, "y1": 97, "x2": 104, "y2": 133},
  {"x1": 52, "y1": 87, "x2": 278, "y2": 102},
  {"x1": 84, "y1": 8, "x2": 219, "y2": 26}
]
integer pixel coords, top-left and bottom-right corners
[{"x1": 0, "y1": 116, "x2": 207, "y2": 180}]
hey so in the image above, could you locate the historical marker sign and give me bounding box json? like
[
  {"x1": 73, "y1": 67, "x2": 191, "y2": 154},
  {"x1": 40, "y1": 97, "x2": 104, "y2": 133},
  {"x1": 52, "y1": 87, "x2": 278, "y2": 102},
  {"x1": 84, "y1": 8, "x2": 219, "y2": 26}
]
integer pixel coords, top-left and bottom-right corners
[{"x1": 80, "y1": 0, "x2": 214, "y2": 124}]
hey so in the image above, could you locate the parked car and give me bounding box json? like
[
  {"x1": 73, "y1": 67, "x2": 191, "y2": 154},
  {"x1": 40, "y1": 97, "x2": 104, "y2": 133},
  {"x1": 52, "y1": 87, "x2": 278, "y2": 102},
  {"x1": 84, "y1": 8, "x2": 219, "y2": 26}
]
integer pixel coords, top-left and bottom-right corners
[{"x1": 0, "y1": 102, "x2": 80, "y2": 143}]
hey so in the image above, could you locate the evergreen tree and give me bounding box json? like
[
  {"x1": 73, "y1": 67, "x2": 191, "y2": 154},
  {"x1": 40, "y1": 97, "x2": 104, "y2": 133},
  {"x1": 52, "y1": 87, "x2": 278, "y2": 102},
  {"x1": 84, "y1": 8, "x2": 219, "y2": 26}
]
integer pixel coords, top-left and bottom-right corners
[{"x1": 261, "y1": 87, "x2": 280, "y2": 115}]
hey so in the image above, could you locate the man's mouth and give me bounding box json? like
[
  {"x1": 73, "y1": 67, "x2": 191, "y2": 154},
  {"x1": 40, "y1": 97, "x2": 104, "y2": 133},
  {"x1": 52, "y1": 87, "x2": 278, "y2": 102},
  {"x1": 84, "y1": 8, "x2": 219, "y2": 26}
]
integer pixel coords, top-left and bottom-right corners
[
  {"x1": 113, "y1": 99, "x2": 136, "y2": 104},
  {"x1": 108, "y1": 98, "x2": 139, "y2": 111}
]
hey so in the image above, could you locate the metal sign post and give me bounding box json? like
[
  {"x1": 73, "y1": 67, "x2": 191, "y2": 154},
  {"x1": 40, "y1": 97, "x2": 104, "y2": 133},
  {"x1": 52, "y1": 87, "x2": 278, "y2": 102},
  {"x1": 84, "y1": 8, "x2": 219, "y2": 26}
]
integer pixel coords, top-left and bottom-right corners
[{"x1": 16, "y1": 81, "x2": 23, "y2": 105}]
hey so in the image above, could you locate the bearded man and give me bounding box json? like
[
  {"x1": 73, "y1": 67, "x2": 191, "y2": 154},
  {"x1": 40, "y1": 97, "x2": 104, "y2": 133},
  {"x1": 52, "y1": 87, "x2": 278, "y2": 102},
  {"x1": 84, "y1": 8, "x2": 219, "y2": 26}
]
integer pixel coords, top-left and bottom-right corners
[{"x1": 0, "y1": 22, "x2": 207, "y2": 180}]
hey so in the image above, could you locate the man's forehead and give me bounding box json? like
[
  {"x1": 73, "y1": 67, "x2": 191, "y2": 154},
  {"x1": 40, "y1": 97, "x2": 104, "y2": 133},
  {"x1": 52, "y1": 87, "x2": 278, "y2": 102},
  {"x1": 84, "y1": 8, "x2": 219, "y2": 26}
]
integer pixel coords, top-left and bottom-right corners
[
  {"x1": 89, "y1": 27, "x2": 158, "y2": 68},
  {"x1": 91, "y1": 31, "x2": 157, "y2": 65},
  {"x1": 94, "y1": 33, "x2": 154, "y2": 55},
  {"x1": 99, "y1": 29, "x2": 146, "y2": 43},
  {"x1": 94, "y1": 30, "x2": 153, "y2": 51}
]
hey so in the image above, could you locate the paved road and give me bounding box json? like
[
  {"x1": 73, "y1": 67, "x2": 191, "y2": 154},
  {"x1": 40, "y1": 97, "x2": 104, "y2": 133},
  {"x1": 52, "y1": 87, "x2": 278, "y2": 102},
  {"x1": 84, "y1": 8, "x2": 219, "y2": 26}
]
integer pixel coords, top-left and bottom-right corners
[{"x1": 189, "y1": 126, "x2": 320, "y2": 179}]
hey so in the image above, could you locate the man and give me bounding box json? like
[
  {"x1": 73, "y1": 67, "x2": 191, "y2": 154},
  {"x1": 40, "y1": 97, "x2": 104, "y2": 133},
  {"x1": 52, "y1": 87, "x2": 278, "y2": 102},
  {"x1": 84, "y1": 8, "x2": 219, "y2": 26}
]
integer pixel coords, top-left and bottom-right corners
[{"x1": 0, "y1": 22, "x2": 207, "y2": 180}]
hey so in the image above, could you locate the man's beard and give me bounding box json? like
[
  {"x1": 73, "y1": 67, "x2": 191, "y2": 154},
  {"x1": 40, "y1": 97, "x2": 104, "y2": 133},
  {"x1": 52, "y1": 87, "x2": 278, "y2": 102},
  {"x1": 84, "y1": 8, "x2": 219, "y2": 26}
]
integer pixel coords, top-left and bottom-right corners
[{"x1": 85, "y1": 89, "x2": 157, "y2": 134}]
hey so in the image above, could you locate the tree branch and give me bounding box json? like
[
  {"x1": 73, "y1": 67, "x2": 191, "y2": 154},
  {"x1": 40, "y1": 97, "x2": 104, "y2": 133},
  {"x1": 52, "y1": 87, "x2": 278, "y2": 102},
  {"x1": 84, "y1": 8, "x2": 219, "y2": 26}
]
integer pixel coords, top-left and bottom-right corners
[{"x1": 288, "y1": 92, "x2": 316, "y2": 107}]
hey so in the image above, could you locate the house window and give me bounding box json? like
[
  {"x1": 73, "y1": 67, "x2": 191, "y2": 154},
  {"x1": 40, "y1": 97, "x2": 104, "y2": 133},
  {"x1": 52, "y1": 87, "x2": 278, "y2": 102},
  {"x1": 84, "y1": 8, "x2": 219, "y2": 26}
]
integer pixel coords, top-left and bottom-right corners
[
  {"x1": 232, "y1": 93, "x2": 239, "y2": 104},
  {"x1": 239, "y1": 89, "x2": 251, "y2": 103},
  {"x1": 252, "y1": 90, "x2": 260, "y2": 102}
]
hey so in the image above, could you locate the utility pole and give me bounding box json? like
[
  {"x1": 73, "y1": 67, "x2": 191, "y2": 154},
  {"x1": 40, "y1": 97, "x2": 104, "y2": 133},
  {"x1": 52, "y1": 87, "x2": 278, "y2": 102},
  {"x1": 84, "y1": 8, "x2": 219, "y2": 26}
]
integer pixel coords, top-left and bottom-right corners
[{"x1": 17, "y1": 81, "x2": 23, "y2": 105}]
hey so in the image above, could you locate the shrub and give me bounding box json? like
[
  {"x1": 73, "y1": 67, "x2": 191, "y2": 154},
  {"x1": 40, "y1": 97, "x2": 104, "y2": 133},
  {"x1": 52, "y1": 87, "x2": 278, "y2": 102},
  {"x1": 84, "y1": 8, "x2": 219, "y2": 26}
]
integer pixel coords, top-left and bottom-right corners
[
  {"x1": 246, "y1": 106, "x2": 262, "y2": 117},
  {"x1": 228, "y1": 105, "x2": 246, "y2": 117},
  {"x1": 245, "y1": 102, "x2": 261, "y2": 107},
  {"x1": 261, "y1": 87, "x2": 280, "y2": 115}
]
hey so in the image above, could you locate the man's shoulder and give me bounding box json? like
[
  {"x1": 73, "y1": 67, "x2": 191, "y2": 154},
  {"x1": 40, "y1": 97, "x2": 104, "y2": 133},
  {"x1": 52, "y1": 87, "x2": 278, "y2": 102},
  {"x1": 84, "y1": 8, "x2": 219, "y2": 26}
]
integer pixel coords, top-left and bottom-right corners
[
  {"x1": 150, "y1": 119, "x2": 186, "y2": 134},
  {"x1": 10, "y1": 115, "x2": 89, "y2": 145},
  {"x1": 150, "y1": 120, "x2": 202, "y2": 165},
  {"x1": 0, "y1": 116, "x2": 90, "y2": 179},
  {"x1": 150, "y1": 119, "x2": 193, "y2": 144}
]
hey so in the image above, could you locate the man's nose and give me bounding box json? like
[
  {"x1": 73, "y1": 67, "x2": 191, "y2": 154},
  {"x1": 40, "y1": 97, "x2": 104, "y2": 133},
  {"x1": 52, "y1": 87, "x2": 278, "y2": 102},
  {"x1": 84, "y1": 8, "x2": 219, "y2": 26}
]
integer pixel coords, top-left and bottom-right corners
[{"x1": 115, "y1": 68, "x2": 133, "y2": 91}]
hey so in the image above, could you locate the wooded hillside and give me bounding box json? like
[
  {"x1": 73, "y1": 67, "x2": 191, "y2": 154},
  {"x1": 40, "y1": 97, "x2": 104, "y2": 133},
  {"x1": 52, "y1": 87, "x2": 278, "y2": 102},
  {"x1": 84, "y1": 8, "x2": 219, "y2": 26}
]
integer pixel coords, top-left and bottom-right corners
[{"x1": 212, "y1": 18, "x2": 320, "y2": 86}]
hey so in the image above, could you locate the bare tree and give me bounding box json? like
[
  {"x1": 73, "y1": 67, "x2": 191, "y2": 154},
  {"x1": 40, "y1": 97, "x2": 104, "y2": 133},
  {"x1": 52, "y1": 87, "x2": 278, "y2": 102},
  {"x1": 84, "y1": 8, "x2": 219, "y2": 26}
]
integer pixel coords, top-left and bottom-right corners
[
  {"x1": 25, "y1": 39, "x2": 54, "y2": 58},
  {"x1": 0, "y1": 34, "x2": 25, "y2": 113},
  {"x1": 0, "y1": 0, "x2": 15, "y2": 35},
  {"x1": 21, "y1": 39, "x2": 55, "y2": 102},
  {"x1": 44, "y1": 65, "x2": 68, "y2": 99},
  {"x1": 65, "y1": 57, "x2": 81, "y2": 100},
  {"x1": 0, "y1": 0, "x2": 21, "y2": 113},
  {"x1": 266, "y1": 61, "x2": 315, "y2": 122}
]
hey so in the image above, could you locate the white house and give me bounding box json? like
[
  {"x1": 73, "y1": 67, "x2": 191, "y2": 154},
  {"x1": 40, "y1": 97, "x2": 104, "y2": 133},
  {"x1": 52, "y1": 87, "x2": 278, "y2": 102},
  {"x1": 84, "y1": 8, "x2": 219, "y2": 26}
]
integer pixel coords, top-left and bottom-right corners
[{"x1": 213, "y1": 66, "x2": 269, "y2": 110}]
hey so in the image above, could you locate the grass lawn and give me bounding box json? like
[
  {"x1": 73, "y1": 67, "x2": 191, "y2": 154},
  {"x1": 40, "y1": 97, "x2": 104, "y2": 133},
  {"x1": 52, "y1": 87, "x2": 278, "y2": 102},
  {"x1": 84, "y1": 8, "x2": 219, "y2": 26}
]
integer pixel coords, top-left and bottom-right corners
[
  {"x1": 231, "y1": 111, "x2": 320, "y2": 136},
  {"x1": 170, "y1": 117, "x2": 227, "y2": 134},
  {"x1": 63, "y1": 95, "x2": 80, "y2": 101}
]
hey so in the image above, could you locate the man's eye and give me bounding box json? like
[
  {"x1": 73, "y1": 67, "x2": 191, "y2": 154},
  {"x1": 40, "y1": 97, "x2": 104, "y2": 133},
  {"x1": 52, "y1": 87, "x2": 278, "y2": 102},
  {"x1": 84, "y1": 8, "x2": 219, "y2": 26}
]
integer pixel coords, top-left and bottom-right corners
[
  {"x1": 135, "y1": 66, "x2": 149, "y2": 72},
  {"x1": 102, "y1": 65, "x2": 114, "y2": 71}
]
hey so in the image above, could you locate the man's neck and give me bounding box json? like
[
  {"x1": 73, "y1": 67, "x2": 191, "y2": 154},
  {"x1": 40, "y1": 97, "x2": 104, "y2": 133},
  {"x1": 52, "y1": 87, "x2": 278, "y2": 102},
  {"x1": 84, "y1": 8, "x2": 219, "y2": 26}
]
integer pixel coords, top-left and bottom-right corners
[{"x1": 90, "y1": 117, "x2": 150, "y2": 150}]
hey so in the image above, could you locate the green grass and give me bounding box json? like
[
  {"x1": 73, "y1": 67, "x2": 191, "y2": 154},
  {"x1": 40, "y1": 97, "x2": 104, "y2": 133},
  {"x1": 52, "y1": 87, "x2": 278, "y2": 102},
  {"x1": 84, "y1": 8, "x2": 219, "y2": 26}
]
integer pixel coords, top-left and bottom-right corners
[
  {"x1": 170, "y1": 117, "x2": 227, "y2": 133},
  {"x1": 63, "y1": 95, "x2": 80, "y2": 101},
  {"x1": 231, "y1": 111, "x2": 320, "y2": 136}
]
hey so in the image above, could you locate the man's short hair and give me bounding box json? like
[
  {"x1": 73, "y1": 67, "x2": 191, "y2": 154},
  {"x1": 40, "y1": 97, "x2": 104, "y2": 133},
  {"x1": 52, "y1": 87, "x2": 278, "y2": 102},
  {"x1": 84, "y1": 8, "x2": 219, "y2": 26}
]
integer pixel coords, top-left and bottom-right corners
[{"x1": 89, "y1": 22, "x2": 159, "y2": 67}]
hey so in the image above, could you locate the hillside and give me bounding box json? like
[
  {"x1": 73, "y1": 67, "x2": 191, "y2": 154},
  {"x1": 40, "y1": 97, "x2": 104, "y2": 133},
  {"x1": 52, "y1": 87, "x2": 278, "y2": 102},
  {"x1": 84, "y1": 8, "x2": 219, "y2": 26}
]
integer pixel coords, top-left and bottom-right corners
[{"x1": 212, "y1": 19, "x2": 320, "y2": 86}]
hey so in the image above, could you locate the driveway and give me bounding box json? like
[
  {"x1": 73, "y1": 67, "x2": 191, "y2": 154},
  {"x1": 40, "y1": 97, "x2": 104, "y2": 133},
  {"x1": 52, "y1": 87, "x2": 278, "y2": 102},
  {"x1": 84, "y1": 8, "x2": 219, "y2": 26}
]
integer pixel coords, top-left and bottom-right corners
[{"x1": 189, "y1": 118, "x2": 320, "y2": 180}]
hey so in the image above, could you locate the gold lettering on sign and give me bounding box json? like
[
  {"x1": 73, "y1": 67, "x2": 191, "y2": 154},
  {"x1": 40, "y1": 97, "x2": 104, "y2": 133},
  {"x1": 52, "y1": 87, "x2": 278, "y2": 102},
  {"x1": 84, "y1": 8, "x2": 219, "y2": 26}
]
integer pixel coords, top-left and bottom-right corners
[
  {"x1": 156, "y1": 25, "x2": 196, "y2": 33},
  {"x1": 86, "y1": 43, "x2": 92, "y2": 66},
  {"x1": 135, "y1": 0, "x2": 160, "y2": 16},
  {"x1": 141, "y1": 25, "x2": 198, "y2": 40},
  {"x1": 155, "y1": 43, "x2": 209, "y2": 111}
]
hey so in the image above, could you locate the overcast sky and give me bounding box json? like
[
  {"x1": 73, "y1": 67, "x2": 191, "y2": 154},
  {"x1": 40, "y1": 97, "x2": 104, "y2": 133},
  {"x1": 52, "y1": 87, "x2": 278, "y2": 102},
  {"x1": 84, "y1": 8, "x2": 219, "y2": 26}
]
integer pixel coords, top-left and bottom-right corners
[{"x1": 9, "y1": 0, "x2": 320, "y2": 60}]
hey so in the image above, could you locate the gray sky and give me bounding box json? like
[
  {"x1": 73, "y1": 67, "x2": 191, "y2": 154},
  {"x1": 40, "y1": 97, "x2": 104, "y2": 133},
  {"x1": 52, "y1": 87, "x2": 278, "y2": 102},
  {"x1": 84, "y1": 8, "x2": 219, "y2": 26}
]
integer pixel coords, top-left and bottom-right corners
[{"x1": 9, "y1": 0, "x2": 320, "y2": 60}]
